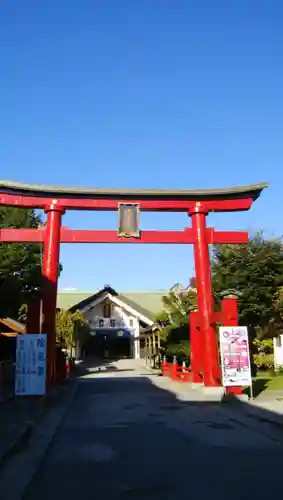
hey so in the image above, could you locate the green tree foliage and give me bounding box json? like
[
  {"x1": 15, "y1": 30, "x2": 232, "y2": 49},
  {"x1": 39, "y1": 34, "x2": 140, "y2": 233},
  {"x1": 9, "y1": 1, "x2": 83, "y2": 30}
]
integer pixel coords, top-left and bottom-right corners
[
  {"x1": 211, "y1": 232, "x2": 283, "y2": 338},
  {"x1": 0, "y1": 206, "x2": 63, "y2": 319},
  {"x1": 155, "y1": 288, "x2": 197, "y2": 360},
  {"x1": 18, "y1": 303, "x2": 28, "y2": 323},
  {"x1": 56, "y1": 309, "x2": 90, "y2": 352},
  {"x1": 252, "y1": 338, "x2": 274, "y2": 370},
  {"x1": 0, "y1": 207, "x2": 43, "y2": 317}
]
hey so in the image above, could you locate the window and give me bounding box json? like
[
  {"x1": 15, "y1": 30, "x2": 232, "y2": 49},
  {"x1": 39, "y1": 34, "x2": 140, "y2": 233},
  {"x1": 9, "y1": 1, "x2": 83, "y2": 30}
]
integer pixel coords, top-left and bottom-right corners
[
  {"x1": 98, "y1": 319, "x2": 104, "y2": 328},
  {"x1": 129, "y1": 318, "x2": 134, "y2": 328},
  {"x1": 103, "y1": 303, "x2": 111, "y2": 318},
  {"x1": 110, "y1": 319, "x2": 116, "y2": 328}
]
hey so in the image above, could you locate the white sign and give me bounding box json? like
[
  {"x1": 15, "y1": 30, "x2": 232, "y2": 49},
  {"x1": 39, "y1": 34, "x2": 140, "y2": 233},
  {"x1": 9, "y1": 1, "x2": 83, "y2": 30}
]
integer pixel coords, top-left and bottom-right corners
[
  {"x1": 219, "y1": 326, "x2": 252, "y2": 387},
  {"x1": 15, "y1": 334, "x2": 47, "y2": 396}
]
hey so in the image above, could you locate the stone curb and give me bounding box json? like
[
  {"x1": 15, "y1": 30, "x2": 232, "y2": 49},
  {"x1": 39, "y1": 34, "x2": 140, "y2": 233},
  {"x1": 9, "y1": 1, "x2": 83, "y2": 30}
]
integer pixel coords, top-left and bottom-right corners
[
  {"x1": 221, "y1": 404, "x2": 283, "y2": 444},
  {"x1": 231, "y1": 398, "x2": 283, "y2": 427},
  {"x1": 0, "y1": 381, "x2": 75, "y2": 467},
  {"x1": 137, "y1": 362, "x2": 162, "y2": 377},
  {"x1": 139, "y1": 362, "x2": 283, "y2": 431},
  {"x1": 155, "y1": 378, "x2": 283, "y2": 442},
  {"x1": 0, "y1": 405, "x2": 45, "y2": 466},
  {"x1": 0, "y1": 382, "x2": 78, "y2": 500},
  {"x1": 0, "y1": 392, "x2": 54, "y2": 467},
  {"x1": 146, "y1": 370, "x2": 283, "y2": 427}
]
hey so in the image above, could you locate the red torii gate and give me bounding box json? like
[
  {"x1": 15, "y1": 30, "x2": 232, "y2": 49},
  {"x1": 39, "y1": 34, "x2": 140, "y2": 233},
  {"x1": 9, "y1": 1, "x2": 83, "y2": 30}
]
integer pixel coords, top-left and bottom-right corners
[{"x1": 0, "y1": 181, "x2": 267, "y2": 387}]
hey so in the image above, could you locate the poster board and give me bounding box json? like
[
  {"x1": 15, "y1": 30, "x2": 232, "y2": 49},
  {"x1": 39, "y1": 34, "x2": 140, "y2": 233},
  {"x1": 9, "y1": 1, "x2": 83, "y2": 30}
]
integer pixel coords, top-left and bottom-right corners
[
  {"x1": 219, "y1": 326, "x2": 252, "y2": 387},
  {"x1": 15, "y1": 334, "x2": 47, "y2": 396}
]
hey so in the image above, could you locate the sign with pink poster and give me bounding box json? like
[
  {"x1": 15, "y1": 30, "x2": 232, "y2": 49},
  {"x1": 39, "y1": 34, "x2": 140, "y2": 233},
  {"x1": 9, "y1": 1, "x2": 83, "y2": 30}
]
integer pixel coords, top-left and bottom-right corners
[{"x1": 219, "y1": 326, "x2": 252, "y2": 387}]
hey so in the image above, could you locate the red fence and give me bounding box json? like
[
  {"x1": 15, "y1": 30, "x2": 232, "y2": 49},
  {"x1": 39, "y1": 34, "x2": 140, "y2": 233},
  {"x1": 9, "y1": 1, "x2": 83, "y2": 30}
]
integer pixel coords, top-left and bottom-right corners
[{"x1": 161, "y1": 361, "x2": 192, "y2": 383}]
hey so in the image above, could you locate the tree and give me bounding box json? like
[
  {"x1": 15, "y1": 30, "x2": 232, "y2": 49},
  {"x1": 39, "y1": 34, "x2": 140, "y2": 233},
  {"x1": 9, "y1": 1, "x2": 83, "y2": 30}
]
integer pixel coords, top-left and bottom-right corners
[
  {"x1": 252, "y1": 338, "x2": 274, "y2": 370},
  {"x1": 0, "y1": 207, "x2": 43, "y2": 317},
  {"x1": 211, "y1": 232, "x2": 283, "y2": 338},
  {"x1": 56, "y1": 309, "x2": 90, "y2": 355},
  {"x1": 155, "y1": 288, "x2": 197, "y2": 360},
  {"x1": 0, "y1": 206, "x2": 63, "y2": 319}
]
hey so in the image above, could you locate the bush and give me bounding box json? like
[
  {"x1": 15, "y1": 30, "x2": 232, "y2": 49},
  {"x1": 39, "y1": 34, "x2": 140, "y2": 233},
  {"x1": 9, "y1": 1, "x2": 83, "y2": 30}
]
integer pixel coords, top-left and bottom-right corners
[
  {"x1": 56, "y1": 309, "x2": 90, "y2": 351},
  {"x1": 253, "y1": 353, "x2": 274, "y2": 370},
  {"x1": 274, "y1": 364, "x2": 283, "y2": 375},
  {"x1": 164, "y1": 340, "x2": 190, "y2": 365}
]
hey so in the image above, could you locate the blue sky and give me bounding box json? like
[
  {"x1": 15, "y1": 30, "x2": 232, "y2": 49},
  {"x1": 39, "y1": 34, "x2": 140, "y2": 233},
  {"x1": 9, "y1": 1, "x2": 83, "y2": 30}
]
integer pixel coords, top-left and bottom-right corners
[{"x1": 0, "y1": 1, "x2": 282, "y2": 292}]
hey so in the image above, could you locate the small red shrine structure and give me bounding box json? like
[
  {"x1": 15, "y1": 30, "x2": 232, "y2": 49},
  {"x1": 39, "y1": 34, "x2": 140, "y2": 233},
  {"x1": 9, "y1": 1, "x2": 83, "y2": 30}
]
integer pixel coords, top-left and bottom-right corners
[{"x1": 0, "y1": 180, "x2": 267, "y2": 387}]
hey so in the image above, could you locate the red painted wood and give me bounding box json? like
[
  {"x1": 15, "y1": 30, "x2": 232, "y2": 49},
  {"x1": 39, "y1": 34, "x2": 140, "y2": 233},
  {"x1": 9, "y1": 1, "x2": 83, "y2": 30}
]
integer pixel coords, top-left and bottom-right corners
[
  {"x1": 0, "y1": 227, "x2": 249, "y2": 244},
  {"x1": 211, "y1": 311, "x2": 222, "y2": 323},
  {"x1": 0, "y1": 192, "x2": 253, "y2": 212},
  {"x1": 221, "y1": 297, "x2": 238, "y2": 326},
  {"x1": 42, "y1": 206, "x2": 64, "y2": 384},
  {"x1": 211, "y1": 230, "x2": 248, "y2": 244},
  {"x1": 0, "y1": 190, "x2": 252, "y2": 389},
  {"x1": 190, "y1": 207, "x2": 220, "y2": 387},
  {"x1": 190, "y1": 311, "x2": 203, "y2": 383}
]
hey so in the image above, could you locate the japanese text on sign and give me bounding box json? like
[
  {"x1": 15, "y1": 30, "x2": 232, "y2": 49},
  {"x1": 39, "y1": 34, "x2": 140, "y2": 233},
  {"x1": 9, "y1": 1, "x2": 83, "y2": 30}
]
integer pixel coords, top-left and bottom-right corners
[
  {"x1": 15, "y1": 334, "x2": 47, "y2": 396},
  {"x1": 219, "y1": 326, "x2": 252, "y2": 387}
]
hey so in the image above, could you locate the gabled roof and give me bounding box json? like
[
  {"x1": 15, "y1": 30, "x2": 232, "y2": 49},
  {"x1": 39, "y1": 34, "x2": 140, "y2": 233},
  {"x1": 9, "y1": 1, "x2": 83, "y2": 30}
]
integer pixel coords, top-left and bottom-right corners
[{"x1": 57, "y1": 286, "x2": 166, "y2": 320}]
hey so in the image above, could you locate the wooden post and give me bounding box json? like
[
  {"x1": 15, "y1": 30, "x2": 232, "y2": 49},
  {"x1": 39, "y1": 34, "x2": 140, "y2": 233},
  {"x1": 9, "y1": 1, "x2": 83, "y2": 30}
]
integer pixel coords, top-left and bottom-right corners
[
  {"x1": 148, "y1": 335, "x2": 152, "y2": 367},
  {"x1": 152, "y1": 331, "x2": 156, "y2": 368},
  {"x1": 145, "y1": 336, "x2": 148, "y2": 364}
]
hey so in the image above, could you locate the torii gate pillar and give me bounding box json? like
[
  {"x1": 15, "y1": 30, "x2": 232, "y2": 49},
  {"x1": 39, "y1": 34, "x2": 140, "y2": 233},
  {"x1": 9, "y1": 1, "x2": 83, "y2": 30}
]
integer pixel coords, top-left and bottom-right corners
[
  {"x1": 42, "y1": 203, "x2": 64, "y2": 384},
  {"x1": 190, "y1": 205, "x2": 220, "y2": 386}
]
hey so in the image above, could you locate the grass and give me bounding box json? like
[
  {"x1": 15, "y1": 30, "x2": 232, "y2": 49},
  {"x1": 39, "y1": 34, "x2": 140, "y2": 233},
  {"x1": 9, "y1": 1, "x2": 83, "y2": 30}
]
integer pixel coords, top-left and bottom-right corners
[
  {"x1": 265, "y1": 374, "x2": 283, "y2": 391},
  {"x1": 243, "y1": 372, "x2": 283, "y2": 398}
]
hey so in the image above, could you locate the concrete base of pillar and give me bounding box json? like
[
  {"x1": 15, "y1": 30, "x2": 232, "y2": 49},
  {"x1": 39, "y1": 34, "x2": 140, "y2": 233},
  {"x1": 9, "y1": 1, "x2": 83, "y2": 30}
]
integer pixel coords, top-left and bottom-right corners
[
  {"x1": 235, "y1": 394, "x2": 249, "y2": 402},
  {"x1": 202, "y1": 386, "x2": 225, "y2": 401},
  {"x1": 191, "y1": 382, "x2": 204, "y2": 390}
]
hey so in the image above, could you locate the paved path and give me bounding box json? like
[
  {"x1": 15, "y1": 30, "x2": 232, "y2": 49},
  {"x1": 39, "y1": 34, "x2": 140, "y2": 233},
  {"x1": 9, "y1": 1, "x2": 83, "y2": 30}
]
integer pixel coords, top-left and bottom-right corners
[{"x1": 11, "y1": 360, "x2": 283, "y2": 499}]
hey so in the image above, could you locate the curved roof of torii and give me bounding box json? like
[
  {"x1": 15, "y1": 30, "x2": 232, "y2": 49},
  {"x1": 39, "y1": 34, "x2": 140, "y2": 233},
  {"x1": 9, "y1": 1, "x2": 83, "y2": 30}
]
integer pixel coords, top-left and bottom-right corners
[{"x1": 0, "y1": 180, "x2": 268, "y2": 201}]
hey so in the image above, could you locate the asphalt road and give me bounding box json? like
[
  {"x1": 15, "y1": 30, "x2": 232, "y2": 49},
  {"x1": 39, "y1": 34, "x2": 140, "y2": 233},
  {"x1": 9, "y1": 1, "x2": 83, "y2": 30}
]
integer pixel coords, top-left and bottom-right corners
[{"x1": 24, "y1": 361, "x2": 283, "y2": 500}]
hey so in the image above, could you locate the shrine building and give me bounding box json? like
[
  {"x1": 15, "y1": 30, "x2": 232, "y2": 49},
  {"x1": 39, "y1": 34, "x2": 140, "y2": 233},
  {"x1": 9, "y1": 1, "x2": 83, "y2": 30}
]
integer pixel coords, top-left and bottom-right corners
[{"x1": 57, "y1": 286, "x2": 165, "y2": 360}]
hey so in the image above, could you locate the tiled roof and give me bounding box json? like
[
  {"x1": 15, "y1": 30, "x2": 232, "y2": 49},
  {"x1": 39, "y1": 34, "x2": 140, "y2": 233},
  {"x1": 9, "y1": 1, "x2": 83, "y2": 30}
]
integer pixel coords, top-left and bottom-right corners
[
  {"x1": 57, "y1": 289, "x2": 166, "y2": 319},
  {"x1": 118, "y1": 293, "x2": 165, "y2": 320},
  {"x1": 57, "y1": 292, "x2": 93, "y2": 311},
  {"x1": 0, "y1": 180, "x2": 268, "y2": 201}
]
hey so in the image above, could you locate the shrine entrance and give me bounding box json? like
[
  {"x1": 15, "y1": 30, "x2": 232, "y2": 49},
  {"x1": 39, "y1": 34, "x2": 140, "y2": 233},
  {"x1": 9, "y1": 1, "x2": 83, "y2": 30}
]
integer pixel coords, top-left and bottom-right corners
[
  {"x1": 86, "y1": 332, "x2": 131, "y2": 360},
  {"x1": 0, "y1": 181, "x2": 267, "y2": 389}
]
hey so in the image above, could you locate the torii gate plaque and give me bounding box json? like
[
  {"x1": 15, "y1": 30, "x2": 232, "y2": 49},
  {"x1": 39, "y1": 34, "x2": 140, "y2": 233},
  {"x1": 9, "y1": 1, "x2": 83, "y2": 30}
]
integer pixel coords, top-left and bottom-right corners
[{"x1": 0, "y1": 180, "x2": 267, "y2": 387}]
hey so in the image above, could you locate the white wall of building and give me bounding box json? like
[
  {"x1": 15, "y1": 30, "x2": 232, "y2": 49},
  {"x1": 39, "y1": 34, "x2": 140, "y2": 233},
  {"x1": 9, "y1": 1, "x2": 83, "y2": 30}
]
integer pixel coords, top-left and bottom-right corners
[
  {"x1": 273, "y1": 335, "x2": 283, "y2": 369},
  {"x1": 78, "y1": 298, "x2": 142, "y2": 359}
]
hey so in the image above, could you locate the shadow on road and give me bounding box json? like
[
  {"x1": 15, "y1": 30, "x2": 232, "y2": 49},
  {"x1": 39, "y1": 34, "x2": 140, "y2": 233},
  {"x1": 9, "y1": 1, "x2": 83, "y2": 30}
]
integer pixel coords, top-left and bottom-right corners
[
  {"x1": 73, "y1": 357, "x2": 135, "y2": 376},
  {"x1": 243, "y1": 377, "x2": 270, "y2": 398},
  {"x1": 20, "y1": 368, "x2": 283, "y2": 500}
]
